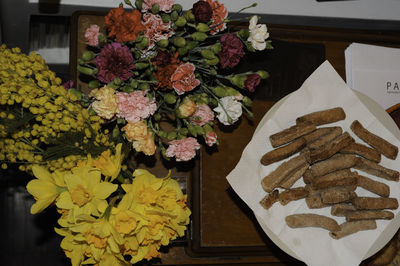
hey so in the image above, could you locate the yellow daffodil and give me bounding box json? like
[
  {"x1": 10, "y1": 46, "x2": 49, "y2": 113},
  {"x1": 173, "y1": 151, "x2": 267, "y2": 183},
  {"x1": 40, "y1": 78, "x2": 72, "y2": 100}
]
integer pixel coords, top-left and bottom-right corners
[
  {"x1": 26, "y1": 165, "x2": 67, "y2": 214},
  {"x1": 91, "y1": 143, "x2": 123, "y2": 181},
  {"x1": 55, "y1": 227, "x2": 88, "y2": 266}
]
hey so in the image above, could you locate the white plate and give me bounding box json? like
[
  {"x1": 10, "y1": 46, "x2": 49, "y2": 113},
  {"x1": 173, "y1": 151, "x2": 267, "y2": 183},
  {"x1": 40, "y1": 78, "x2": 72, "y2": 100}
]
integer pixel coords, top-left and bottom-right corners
[{"x1": 254, "y1": 90, "x2": 400, "y2": 261}]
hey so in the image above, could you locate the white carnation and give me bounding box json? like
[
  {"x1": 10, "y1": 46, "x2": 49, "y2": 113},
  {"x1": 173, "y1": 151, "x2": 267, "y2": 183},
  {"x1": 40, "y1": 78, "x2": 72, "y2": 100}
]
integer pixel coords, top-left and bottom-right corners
[
  {"x1": 213, "y1": 96, "x2": 242, "y2": 125},
  {"x1": 247, "y1": 16, "x2": 269, "y2": 51}
]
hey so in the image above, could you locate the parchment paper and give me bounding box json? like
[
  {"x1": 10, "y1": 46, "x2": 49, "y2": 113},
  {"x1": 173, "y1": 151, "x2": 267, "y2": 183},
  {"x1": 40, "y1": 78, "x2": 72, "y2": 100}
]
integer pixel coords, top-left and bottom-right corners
[{"x1": 226, "y1": 61, "x2": 400, "y2": 266}]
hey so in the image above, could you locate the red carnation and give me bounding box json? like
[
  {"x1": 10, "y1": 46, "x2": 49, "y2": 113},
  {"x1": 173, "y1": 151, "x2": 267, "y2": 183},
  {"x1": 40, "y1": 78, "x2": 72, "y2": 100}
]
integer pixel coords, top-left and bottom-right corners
[
  {"x1": 192, "y1": 1, "x2": 213, "y2": 23},
  {"x1": 218, "y1": 33, "x2": 245, "y2": 69},
  {"x1": 244, "y1": 74, "x2": 261, "y2": 92}
]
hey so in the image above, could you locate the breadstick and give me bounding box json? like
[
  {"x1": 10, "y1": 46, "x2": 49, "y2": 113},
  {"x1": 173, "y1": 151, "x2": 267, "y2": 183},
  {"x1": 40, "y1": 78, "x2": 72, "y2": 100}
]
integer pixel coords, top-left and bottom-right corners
[
  {"x1": 269, "y1": 122, "x2": 316, "y2": 148},
  {"x1": 308, "y1": 132, "x2": 354, "y2": 163},
  {"x1": 350, "y1": 120, "x2": 398, "y2": 160},
  {"x1": 306, "y1": 194, "x2": 329, "y2": 209},
  {"x1": 286, "y1": 213, "x2": 340, "y2": 232},
  {"x1": 321, "y1": 189, "x2": 357, "y2": 204},
  {"x1": 296, "y1": 107, "x2": 346, "y2": 126},
  {"x1": 310, "y1": 154, "x2": 357, "y2": 177},
  {"x1": 352, "y1": 197, "x2": 399, "y2": 210},
  {"x1": 331, "y1": 204, "x2": 357, "y2": 217},
  {"x1": 307, "y1": 126, "x2": 342, "y2": 150},
  {"x1": 340, "y1": 142, "x2": 381, "y2": 163},
  {"x1": 329, "y1": 220, "x2": 376, "y2": 239},
  {"x1": 354, "y1": 157, "x2": 399, "y2": 182},
  {"x1": 261, "y1": 154, "x2": 308, "y2": 192},
  {"x1": 346, "y1": 210, "x2": 394, "y2": 221},
  {"x1": 302, "y1": 127, "x2": 338, "y2": 144},
  {"x1": 279, "y1": 163, "x2": 309, "y2": 189},
  {"x1": 261, "y1": 137, "x2": 306, "y2": 166},
  {"x1": 312, "y1": 169, "x2": 357, "y2": 190},
  {"x1": 357, "y1": 174, "x2": 390, "y2": 197},
  {"x1": 259, "y1": 190, "x2": 279, "y2": 210},
  {"x1": 279, "y1": 187, "x2": 309, "y2": 206},
  {"x1": 303, "y1": 168, "x2": 314, "y2": 184}
]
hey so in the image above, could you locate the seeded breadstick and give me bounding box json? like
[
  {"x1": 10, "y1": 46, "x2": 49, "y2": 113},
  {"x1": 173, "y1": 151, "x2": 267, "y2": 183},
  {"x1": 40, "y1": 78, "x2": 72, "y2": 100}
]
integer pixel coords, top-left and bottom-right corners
[
  {"x1": 354, "y1": 157, "x2": 399, "y2": 182},
  {"x1": 340, "y1": 142, "x2": 381, "y2": 163},
  {"x1": 357, "y1": 174, "x2": 390, "y2": 197},
  {"x1": 308, "y1": 132, "x2": 354, "y2": 163},
  {"x1": 308, "y1": 126, "x2": 343, "y2": 150},
  {"x1": 321, "y1": 189, "x2": 357, "y2": 204},
  {"x1": 350, "y1": 120, "x2": 398, "y2": 160},
  {"x1": 330, "y1": 220, "x2": 377, "y2": 239},
  {"x1": 306, "y1": 183, "x2": 357, "y2": 197},
  {"x1": 279, "y1": 163, "x2": 309, "y2": 189},
  {"x1": 302, "y1": 127, "x2": 338, "y2": 144},
  {"x1": 296, "y1": 107, "x2": 346, "y2": 126},
  {"x1": 261, "y1": 154, "x2": 308, "y2": 192},
  {"x1": 306, "y1": 194, "x2": 329, "y2": 209},
  {"x1": 352, "y1": 197, "x2": 399, "y2": 210},
  {"x1": 303, "y1": 169, "x2": 314, "y2": 184},
  {"x1": 261, "y1": 138, "x2": 306, "y2": 166},
  {"x1": 259, "y1": 190, "x2": 279, "y2": 210},
  {"x1": 279, "y1": 187, "x2": 309, "y2": 206},
  {"x1": 331, "y1": 204, "x2": 357, "y2": 217},
  {"x1": 310, "y1": 154, "x2": 357, "y2": 177},
  {"x1": 346, "y1": 210, "x2": 394, "y2": 221},
  {"x1": 269, "y1": 122, "x2": 316, "y2": 148},
  {"x1": 286, "y1": 213, "x2": 340, "y2": 232},
  {"x1": 312, "y1": 169, "x2": 358, "y2": 190}
]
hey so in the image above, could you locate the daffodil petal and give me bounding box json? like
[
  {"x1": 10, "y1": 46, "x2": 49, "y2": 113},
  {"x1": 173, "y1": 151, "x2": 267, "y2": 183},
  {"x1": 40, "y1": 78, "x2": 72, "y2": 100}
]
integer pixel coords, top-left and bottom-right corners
[
  {"x1": 26, "y1": 179, "x2": 58, "y2": 199},
  {"x1": 30, "y1": 198, "x2": 54, "y2": 214},
  {"x1": 56, "y1": 191, "x2": 74, "y2": 209},
  {"x1": 93, "y1": 182, "x2": 118, "y2": 199},
  {"x1": 32, "y1": 165, "x2": 53, "y2": 182}
]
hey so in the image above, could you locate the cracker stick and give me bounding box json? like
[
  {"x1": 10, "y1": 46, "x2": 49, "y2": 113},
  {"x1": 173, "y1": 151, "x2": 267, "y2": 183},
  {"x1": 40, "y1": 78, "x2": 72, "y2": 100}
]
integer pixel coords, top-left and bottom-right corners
[
  {"x1": 302, "y1": 127, "x2": 338, "y2": 144},
  {"x1": 261, "y1": 137, "x2": 306, "y2": 166},
  {"x1": 340, "y1": 142, "x2": 381, "y2": 163},
  {"x1": 331, "y1": 204, "x2": 357, "y2": 217},
  {"x1": 310, "y1": 154, "x2": 357, "y2": 177},
  {"x1": 261, "y1": 154, "x2": 308, "y2": 192},
  {"x1": 279, "y1": 187, "x2": 309, "y2": 206},
  {"x1": 352, "y1": 197, "x2": 399, "y2": 210},
  {"x1": 350, "y1": 120, "x2": 398, "y2": 160},
  {"x1": 321, "y1": 189, "x2": 357, "y2": 204},
  {"x1": 269, "y1": 122, "x2": 316, "y2": 148},
  {"x1": 330, "y1": 220, "x2": 376, "y2": 239},
  {"x1": 309, "y1": 132, "x2": 354, "y2": 163},
  {"x1": 312, "y1": 169, "x2": 358, "y2": 190},
  {"x1": 307, "y1": 126, "x2": 342, "y2": 150},
  {"x1": 354, "y1": 157, "x2": 399, "y2": 182},
  {"x1": 306, "y1": 194, "x2": 329, "y2": 209},
  {"x1": 296, "y1": 107, "x2": 346, "y2": 126},
  {"x1": 357, "y1": 174, "x2": 390, "y2": 197},
  {"x1": 259, "y1": 190, "x2": 279, "y2": 210},
  {"x1": 279, "y1": 163, "x2": 309, "y2": 189},
  {"x1": 303, "y1": 169, "x2": 314, "y2": 184},
  {"x1": 286, "y1": 213, "x2": 340, "y2": 232},
  {"x1": 346, "y1": 210, "x2": 394, "y2": 221}
]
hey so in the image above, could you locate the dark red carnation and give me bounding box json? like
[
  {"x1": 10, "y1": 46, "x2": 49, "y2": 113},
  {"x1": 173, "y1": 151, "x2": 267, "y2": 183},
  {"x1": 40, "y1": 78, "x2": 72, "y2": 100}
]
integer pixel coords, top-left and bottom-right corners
[
  {"x1": 192, "y1": 1, "x2": 213, "y2": 23},
  {"x1": 152, "y1": 50, "x2": 171, "y2": 67},
  {"x1": 218, "y1": 33, "x2": 244, "y2": 69},
  {"x1": 244, "y1": 74, "x2": 261, "y2": 92},
  {"x1": 94, "y1": 42, "x2": 135, "y2": 83}
]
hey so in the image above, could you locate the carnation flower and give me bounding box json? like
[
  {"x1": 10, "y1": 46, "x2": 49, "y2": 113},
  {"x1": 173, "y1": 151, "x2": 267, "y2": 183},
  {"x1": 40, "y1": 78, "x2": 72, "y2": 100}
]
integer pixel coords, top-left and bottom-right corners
[
  {"x1": 177, "y1": 97, "x2": 196, "y2": 118},
  {"x1": 142, "y1": 13, "x2": 174, "y2": 49},
  {"x1": 84, "y1": 24, "x2": 101, "y2": 46},
  {"x1": 248, "y1": 15, "x2": 269, "y2": 51},
  {"x1": 206, "y1": 0, "x2": 228, "y2": 35},
  {"x1": 205, "y1": 131, "x2": 217, "y2": 146},
  {"x1": 142, "y1": 0, "x2": 174, "y2": 13},
  {"x1": 122, "y1": 121, "x2": 156, "y2": 156},
  {"x1": 219, "y1": 33, "x2": 245, "y2": 69},
  {"x1": 213, "y1": 96, "x2": 242, "y2": 125},
  {"x1": 153, "y1": 52, "x2": 180, "y2": 90},
  {"x1": 105, "y1": 6, "x2": 145, "y2": 42},
  {"x1": 94, "y1": 43, "x2": 135, "y2": 83},
  {"x1": 89, "y1": 85, "x2": 118, "y2": 119},
  {"x1": 190, "y1": 104, "x2": 214, "y2": 126},
  {"x1": 62, "y1": 80, "x2": 74, "y2": 90},
  {"x1": 152, "y1": 50, "x2": 171, "y2": 67},
  {"x1": 244, "y1": 74, "x2": 261, "y2": 92},
  {"x1": 192, "y1": 0, "x2": 213, "y2": 23},
  {"x1": 171, "y1": 63, "x2": 200, "y2": 95},
  {"x1": 166, "y1": 137, "x2": 200, "y2": 161},
  {"x1": 117, "y1": 91, "x2": 157, "y2": 123}
]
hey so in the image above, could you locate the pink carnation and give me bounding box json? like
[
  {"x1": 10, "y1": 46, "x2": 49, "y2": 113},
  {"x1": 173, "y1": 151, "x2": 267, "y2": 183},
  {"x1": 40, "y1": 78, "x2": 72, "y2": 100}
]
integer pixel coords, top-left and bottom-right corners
[
  {"x1": 84, "y1": 24, "x2": 101, "y2": 46},
  {"x1": 205, "y1": 131, "x2": 217, "y2": 146},
  {"x1": 116, "y1": 91, "x2": 157, "y2": 123},
  {"x1": 166, "y1": 137, "x2": 200, "y2": 161},
  {"x1": 142, "y1": 13, "x2": 174, "y2": 49},
  {"x1": 190, "y1": 104, "x2": 215, "y2": 126},
  {"x1": 142, "y1": 0, "x2": 174, "y2": 13}
]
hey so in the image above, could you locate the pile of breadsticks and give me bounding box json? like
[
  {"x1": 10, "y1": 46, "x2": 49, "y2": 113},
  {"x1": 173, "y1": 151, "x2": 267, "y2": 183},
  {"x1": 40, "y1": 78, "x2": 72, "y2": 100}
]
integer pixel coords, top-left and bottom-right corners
[{"x1": 259, "y1": 107, "x2": 399, "y2": 239}]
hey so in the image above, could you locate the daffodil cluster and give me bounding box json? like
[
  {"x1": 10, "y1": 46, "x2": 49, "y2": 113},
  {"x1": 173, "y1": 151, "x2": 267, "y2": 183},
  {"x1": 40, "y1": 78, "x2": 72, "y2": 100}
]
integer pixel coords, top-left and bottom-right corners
[
  {"x1": 26, "y1": 144, "x2": 191, "y2": 265},
  {"x1": 0, "y1": 44, "x2": 114, "y2": 172}
]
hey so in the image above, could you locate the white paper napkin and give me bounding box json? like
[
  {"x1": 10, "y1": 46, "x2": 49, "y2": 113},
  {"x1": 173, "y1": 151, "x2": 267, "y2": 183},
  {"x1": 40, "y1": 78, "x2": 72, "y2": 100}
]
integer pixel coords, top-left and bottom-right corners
[{"x1": 227, "y1": 61, "x2": 400, "y2": 266}]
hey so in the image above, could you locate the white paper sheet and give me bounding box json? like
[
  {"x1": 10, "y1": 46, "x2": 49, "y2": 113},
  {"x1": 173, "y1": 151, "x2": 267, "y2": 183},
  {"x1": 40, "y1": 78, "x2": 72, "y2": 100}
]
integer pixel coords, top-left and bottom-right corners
[{"x1": 226, "y1": 61, "x2": 400, "y2": 266}]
